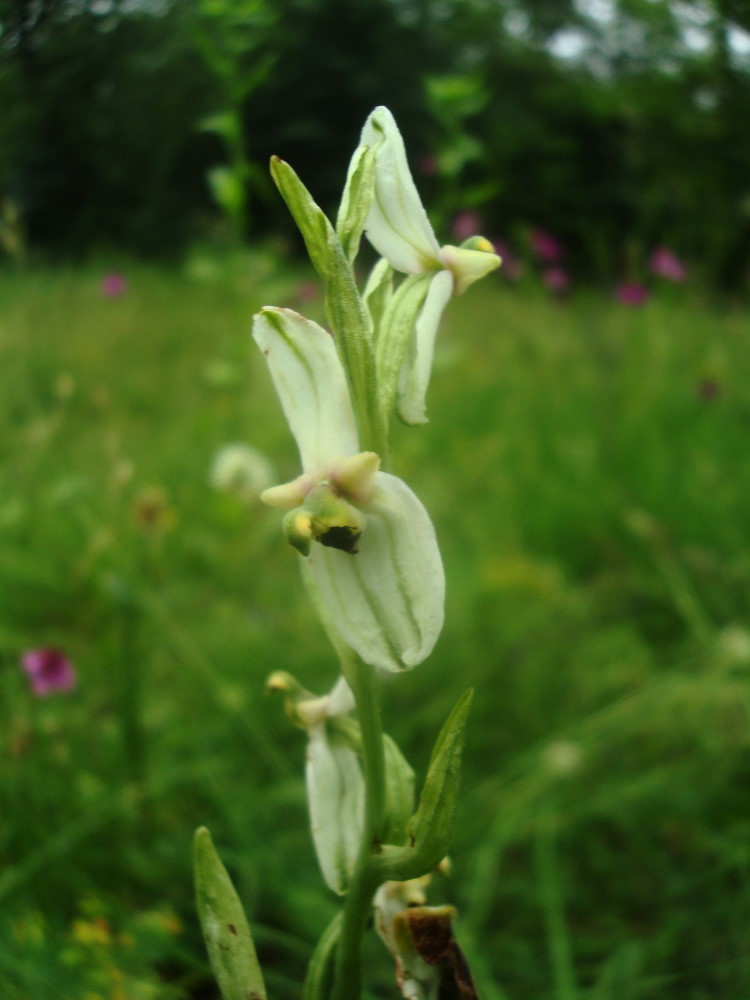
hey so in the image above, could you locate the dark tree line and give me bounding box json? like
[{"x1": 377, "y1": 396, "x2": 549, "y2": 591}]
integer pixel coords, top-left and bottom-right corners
[{"x1": 1, "y1": 0, "x2": 748, "y2": 287}]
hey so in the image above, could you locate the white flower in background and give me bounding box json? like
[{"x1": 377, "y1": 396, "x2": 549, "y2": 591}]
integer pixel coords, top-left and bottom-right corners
[
  {"x1": 268, "y1": 672, "x2": 362, "y2": 894},
  {"x1": 253, "y1": 306, "x2": 444, "y2": 672},
  {"x1": 360, "y1": 106, "x2": 501, "y2": 424},
  {"x1": 210, "y1": 443, "x2": 275, "y2": 502}
]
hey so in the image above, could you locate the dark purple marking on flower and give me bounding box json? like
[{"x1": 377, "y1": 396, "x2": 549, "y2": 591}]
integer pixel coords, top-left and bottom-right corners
[
  {"x1": 21, "y1": 647, "x2": 77, "y2": 696},
  {"x1": 319, "y1": 525, "x2": 361, "y2": 554}
]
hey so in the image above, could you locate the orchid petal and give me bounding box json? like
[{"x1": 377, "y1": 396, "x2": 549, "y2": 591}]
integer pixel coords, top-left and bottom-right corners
[
  {"x1": 306, "y1": 472, "x2": 444, "y2": 671},
  {"x1": 440, "y1": 244, "x2": 501, "y2": 295},
  {"x1": 361, "y1": 107, "x2": 442, "y2": 275},
  {"x1": 307, "y1": 725, "x2": 364, "y2": 894},
  {"x1": 326, "y1": 675, "x2": 356, "y2": 717},
  {"x1": 397, "y1": 269, "x2": 454, "y2": 425},
  {"x1": 376, "y1": 273, "x2": 432, "y2": 420},
  {"x1": 253, "y1": 307, "x2": 359, "y2": 472},
  {"x1": 363, "y1": 257, "x2": 394, "y2": 338}
]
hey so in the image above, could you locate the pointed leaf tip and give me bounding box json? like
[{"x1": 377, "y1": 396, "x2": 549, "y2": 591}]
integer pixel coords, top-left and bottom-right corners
[
  {"x1": 194, "y1": 826, "x2": 267, "y2": 1000},
  {"x1": 376, "y1": 689, "x2": 472, "y2": 881}
]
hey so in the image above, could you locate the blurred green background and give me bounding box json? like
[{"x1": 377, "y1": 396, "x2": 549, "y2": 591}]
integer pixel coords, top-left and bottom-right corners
[
  {"x1": 2, "y1": 0, "x2": 750, "y2": 285},
  {"x1": 2, "y1": 1, "x2": 750, "y2": 999}
]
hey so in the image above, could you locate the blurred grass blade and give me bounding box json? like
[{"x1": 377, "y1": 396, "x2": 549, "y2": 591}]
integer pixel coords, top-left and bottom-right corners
[{"x1": 194, "y1": 826, "x2": 267, "y2": 1000}]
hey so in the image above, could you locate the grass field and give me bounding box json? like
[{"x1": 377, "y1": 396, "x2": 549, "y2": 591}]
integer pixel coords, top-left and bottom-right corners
[{"x1": 2, "y1": 253, "x2": 750, "y2": 999}]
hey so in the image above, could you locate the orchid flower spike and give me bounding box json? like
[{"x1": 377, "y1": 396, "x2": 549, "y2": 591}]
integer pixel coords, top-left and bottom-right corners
[
  {"x1": 360, "y1": 106, "x2": 501, "y2": 424},
  {"x1": 253, "y1": 306, "x2": 444, "y2": 672}
]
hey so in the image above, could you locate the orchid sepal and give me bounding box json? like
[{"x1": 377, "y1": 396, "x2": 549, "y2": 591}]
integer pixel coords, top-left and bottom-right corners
[
  {"x1": 360, "y1": 106, "x2": 442, "y2": 274},
  {"x1": 360, "y1": 106, "x2": 500, "y2": 424}
]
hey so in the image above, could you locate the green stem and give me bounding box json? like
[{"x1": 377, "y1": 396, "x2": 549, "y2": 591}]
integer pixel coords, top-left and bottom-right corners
[
  {"x1": 330, "y1": 653, "x2": 386, "y2": 1000},
  {"x1": 342, "y1": 654, "x2": 386, "y2": 841}
]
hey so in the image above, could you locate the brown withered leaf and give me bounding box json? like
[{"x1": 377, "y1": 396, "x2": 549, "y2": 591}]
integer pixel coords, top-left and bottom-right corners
[{"x1": 402, "y1": 905, "x2": 480, "y2": 1000}]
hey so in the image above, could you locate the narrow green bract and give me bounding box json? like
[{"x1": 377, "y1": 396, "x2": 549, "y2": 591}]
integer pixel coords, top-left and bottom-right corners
[
  {"x1": 269, "y1": 154, "x2": 387, "y2": 458},
  {"x1": 270, "y1": 156, "x2": 333, "y2": 279},
  {"x1": 378, "y1": 688, "x2": 473, "y2": 881}
]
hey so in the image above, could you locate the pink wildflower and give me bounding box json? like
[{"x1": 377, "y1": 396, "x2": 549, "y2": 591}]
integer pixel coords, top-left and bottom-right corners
[
  {"x1": 417, "y1": 154, "x2": 438, "y2": 176},
  {"x1": 21, "y1": 647, "x2": 77, "y2": 696},
  {"x1": 101, "y1": 272, "x2": 128, "y2": 298},
  {"x1": 649, "y1": 247, "x2": 687, "y2": 283},
  {"x1": 616, "y1": 282, "x2": 650, "y2": 306},
  {"x1": 492, "y1": 239, "x2": 523, "y2": 280},
  {"x1": 531, "y1": 228, "x2": 563, "y2": 262},
  {"x1": 542, "y1": 265, "x2": 570, "y2": 293},
  {"x1": 451, "y1": 210, "x2": 482, "y2": 242}
]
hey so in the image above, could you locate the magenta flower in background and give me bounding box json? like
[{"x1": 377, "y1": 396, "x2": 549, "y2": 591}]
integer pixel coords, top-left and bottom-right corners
[
  {"x1": 101, "y1": 272, "x2": 128, "y2": 298},
  {"x1": 649, "y1": 247, "x2": 687, "y2": 283},
  {"x1": 492, "y1": 239, "x2": 524, "y2": 280},
  {"x1": 616, "y1": 282, "x2": 650, "y2": 307},
  {"x1": 451, "y1": 210, "x2": 482, "y2": 242},
  {"x1": 531, "y1": 228, "x2": 563, "y2": 263},
  {"x1": 22, "y1": 647, "x2": 77, "y2": 696},
  {"x1": 542, "y1": 265, "x2": 570, "y2": 293},
  {"x1": 417, "y1": 153, "x2": 438, "y2": 176}
]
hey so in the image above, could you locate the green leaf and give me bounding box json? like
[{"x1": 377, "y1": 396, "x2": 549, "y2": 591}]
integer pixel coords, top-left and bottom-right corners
[
  {"x1": 193, "y1": 826, "x2": 267, "y2": 1000},
  {"x1": 377, "y1": 689, "x2": 473, "y2": 882},
  {"x1": 336, "y1": 143, "x2": 377, "y2": 266},
  {"x1": 270, "y1": 156, "x2": 334, "y2": 279}
]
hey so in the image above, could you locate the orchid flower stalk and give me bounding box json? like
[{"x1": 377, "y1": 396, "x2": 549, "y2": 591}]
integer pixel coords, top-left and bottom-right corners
[{"x1": 194, "y1": 105, "x2": 500, "y2": 1000}]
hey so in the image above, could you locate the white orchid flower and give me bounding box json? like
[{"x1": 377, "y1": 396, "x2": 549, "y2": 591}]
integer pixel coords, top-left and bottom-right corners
[
  {"x1": 360, "y1": 106, "x2": 501, "y2": 424},
  {"x1": 253, "y1": 306, "x2": 444, "y2": 672},
  {"x1": 269, "y1": 673, "x2": 363, "y2": 895}
]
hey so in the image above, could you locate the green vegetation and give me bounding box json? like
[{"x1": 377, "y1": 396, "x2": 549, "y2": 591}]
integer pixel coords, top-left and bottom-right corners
[
  {"x1": 2, "y1": 0, "x2": 749, "y2": 286},
  {"x1": 2, "y1": 256, "x2": 749, "y2": 998}
]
